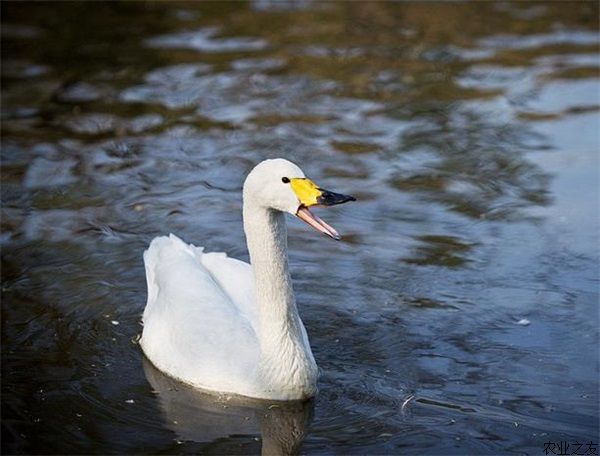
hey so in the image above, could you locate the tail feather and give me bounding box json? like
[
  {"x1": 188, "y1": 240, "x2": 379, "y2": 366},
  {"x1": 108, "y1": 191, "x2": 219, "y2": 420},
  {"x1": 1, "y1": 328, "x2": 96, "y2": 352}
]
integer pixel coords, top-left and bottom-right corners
[{"x1": 143, "y1": 234, "x2": 206, "y2": 321}]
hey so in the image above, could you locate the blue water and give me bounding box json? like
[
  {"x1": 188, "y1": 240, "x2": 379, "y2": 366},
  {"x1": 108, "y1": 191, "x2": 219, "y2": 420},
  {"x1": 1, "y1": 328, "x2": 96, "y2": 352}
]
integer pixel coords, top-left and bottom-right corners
[{"x1": 1, "y1": 2, "x2": 598, "y2": 454}]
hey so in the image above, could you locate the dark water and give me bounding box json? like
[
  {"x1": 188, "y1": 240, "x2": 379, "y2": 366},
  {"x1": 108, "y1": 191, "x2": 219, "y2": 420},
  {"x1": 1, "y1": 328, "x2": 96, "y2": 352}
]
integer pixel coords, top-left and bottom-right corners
[{"x1": 2, "y1": 2, "x2": 599, "y2": 454}]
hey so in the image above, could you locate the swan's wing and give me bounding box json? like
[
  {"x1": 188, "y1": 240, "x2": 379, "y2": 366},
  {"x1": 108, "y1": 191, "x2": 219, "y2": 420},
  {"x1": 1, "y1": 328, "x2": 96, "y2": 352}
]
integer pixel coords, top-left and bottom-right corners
[
  {"x1": 199, "y1": 251, "x2": 257, "y2": 332},
  {"x1": 141, "y1": 234, "x2": 259, "y2": 393}
]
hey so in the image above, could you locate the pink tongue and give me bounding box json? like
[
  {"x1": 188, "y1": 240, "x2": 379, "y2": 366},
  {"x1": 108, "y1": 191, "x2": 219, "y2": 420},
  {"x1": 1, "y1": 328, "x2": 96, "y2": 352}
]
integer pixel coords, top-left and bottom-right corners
[{"x1": 296, "y1": 206, "x2": 341, "y2": 240}]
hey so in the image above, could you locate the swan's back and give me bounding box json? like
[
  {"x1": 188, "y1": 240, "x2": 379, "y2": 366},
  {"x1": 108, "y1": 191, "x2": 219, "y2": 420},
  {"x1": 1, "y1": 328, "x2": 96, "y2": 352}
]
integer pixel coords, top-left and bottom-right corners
[{"x1": 141, "y1": 234, "x2": 259, "y2": 395}]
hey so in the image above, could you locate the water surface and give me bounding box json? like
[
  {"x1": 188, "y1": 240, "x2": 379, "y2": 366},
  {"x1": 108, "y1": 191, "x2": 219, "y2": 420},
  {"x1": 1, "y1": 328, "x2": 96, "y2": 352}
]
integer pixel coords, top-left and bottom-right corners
[{"x1": 2, "y1": 2, "x2": 599, "y2": 454}]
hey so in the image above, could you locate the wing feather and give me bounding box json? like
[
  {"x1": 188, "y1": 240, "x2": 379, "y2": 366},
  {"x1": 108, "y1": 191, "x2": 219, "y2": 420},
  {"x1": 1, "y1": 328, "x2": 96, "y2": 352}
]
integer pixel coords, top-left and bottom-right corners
[{"x1": 141, "y1": 234, "x2": 259, "y2": 393}]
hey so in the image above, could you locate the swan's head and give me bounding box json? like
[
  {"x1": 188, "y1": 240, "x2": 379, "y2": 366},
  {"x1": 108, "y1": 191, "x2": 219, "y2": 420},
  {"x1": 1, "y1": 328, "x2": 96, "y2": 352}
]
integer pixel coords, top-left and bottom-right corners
[{"x1": 243, "y1": 158, "x2": 355, "y2": 240}]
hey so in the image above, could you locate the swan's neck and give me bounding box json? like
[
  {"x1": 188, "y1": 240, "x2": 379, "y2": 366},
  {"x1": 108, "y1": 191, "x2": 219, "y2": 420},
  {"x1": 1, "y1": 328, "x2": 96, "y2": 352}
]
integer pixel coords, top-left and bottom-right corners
[
  {"x1": 244, "y1": 206, "x2": 295, "y2": 329},
  {"x1": 243, "y1": 202, "x2": 317, "y2": 397}
]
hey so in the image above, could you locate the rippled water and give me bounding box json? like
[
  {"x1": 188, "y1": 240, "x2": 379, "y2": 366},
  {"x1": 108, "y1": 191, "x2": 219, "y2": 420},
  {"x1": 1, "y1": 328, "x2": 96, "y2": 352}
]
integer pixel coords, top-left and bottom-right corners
[{"x1": 2, "y1": 2, "x2": 599, "y2": 454}]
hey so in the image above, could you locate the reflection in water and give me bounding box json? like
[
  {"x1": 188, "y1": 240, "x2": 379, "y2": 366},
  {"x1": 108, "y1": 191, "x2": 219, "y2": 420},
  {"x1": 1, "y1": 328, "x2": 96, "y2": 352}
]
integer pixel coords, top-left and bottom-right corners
[{"x1": 143, "y1": 358, "x2": 313, "y2": 456}]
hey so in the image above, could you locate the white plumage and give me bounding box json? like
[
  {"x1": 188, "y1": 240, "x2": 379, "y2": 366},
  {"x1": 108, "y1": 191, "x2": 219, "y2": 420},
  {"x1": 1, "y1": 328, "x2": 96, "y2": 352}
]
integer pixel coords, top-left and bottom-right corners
[
  {"x1": 140, "y1": 158, "x2": 353, "y2": 400},
  {"x1": 142, "y1": 234, "x2": 263, "y2": 396}
]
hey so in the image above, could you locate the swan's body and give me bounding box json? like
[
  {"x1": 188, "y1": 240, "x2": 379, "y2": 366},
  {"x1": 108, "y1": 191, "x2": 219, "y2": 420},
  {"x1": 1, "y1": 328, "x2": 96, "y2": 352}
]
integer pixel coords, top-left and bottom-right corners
[{"x1": 140, "y1": 159, "x2": 354, "y2": 400}]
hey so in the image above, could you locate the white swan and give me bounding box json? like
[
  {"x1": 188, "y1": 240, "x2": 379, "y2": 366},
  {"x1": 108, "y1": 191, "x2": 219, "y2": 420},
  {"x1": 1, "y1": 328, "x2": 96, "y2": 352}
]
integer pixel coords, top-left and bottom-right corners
[{"x1": 140, "y1": 158, "x2": 355, "y2": 400}]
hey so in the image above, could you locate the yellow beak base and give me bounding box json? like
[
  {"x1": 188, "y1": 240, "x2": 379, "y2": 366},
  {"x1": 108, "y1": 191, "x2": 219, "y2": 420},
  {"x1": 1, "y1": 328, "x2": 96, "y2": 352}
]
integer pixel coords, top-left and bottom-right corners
[{"x1": 289, "y1": 178, "x2": 321, "y2": 207}]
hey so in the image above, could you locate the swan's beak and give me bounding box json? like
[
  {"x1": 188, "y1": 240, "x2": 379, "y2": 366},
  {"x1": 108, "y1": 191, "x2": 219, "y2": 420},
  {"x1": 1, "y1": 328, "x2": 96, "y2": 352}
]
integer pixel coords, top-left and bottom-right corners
[{"x1": 290, "y1": 178, "x2": 356, "y2": 241}]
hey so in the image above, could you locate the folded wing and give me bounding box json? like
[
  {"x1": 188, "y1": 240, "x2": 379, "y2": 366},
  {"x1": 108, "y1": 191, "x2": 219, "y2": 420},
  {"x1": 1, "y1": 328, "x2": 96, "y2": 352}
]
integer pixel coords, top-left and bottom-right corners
[{"x1": 141, "y1": 234, "x2": 259, "y2": 394}]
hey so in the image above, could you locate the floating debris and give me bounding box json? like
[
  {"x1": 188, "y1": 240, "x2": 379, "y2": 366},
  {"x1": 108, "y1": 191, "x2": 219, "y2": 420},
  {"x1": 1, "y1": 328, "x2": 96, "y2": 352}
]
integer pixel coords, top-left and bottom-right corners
[
  {"x1": 515, "y1": 318, "x2": 531, "y2": 326},
  {"x1": 111, "y1": 320, "x2": 120, "y2": 326},
  {"x1": 401, "y1": 394, "x2": 415, "y2": 412}
]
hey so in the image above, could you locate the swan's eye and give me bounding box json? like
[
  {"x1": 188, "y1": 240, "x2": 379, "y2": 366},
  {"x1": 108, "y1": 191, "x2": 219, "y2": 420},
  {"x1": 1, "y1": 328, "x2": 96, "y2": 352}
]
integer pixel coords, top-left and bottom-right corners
[{"x1": 281, "y1": 177, "x2": 290, "y2": 183}]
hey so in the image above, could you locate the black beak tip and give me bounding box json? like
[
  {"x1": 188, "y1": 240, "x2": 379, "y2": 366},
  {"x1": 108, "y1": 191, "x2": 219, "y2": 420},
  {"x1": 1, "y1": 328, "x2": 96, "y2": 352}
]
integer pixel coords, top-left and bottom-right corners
[{"x1": 317, "y1": 190, "x2": 356, "y2": 206}]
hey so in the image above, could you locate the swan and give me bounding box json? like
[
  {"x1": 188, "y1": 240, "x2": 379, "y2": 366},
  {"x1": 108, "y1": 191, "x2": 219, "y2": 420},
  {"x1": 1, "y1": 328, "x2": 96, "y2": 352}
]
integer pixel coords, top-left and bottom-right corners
[{"x1": 140, "y1": 158, "x2": 355, "y2": 401}]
